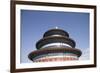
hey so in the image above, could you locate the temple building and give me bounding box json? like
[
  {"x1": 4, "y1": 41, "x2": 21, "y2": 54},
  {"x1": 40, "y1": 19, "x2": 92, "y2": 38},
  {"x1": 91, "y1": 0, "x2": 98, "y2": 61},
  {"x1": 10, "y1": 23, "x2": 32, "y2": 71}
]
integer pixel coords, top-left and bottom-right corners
[{"x1": 28, "y1": 28, "x2": 82, "y2": 62}]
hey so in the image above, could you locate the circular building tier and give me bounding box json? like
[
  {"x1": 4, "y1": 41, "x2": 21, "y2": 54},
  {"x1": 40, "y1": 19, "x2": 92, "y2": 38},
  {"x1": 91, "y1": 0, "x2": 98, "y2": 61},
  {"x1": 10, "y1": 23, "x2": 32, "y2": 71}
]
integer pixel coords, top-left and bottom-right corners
[
  {"x1": 32, "y1": 56, "x2": 78, "y2": 62},
  {"x1": 36, "y1": 36, "x2": 76, "y2": 49},
  {"x1": 41, "y1": 42, "x2": 72, "y2": 49},
  {"x1": 28, "y1": 47, "x2": 82, "y2": 62},
  {"x1": 43, "y1": 28, "x2": 69, "y2": 37}
]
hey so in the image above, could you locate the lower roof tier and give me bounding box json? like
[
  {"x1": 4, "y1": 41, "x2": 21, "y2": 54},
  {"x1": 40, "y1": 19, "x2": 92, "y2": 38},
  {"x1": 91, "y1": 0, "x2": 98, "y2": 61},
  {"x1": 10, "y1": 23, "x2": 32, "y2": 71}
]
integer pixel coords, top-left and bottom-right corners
[
  {"x1": 28, "y1": 48, "x2": 82, "y2": 61},
  {"x1": 31, "y1": 53, "x2": 78, "y2": 62}
]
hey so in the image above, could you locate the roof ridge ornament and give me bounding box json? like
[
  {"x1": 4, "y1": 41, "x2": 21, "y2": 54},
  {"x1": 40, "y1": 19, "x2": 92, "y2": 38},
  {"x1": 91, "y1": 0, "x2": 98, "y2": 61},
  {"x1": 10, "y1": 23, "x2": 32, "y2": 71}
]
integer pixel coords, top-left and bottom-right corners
[{"x1": 55, "y1": 26, "x2": 58, "y2": 29}]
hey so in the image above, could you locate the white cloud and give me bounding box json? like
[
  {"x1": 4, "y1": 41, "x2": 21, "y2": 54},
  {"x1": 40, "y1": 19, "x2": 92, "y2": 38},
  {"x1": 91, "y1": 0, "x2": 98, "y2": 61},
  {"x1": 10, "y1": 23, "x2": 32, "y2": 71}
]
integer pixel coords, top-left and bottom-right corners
[{"x1": 79, "y1": 48, "x2": 90, "y2": 60}]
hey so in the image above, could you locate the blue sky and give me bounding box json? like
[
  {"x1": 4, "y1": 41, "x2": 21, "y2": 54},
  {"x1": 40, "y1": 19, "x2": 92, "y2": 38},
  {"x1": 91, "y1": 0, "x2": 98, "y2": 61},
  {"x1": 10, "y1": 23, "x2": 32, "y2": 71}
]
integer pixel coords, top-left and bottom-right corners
[{"x1": 21, "y1": 10, "x2": 89, "y2": 63}]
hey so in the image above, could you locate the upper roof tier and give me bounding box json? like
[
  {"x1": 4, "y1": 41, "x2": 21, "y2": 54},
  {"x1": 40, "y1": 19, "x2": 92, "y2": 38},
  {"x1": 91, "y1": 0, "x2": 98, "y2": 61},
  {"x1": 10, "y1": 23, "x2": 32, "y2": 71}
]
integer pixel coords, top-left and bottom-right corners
[
  {"x1": 43, "y1": 28, "x2": 69, "y2": 38},
  {"x1": 36, "y1": 28, "x2": 76, "y2": 49}
]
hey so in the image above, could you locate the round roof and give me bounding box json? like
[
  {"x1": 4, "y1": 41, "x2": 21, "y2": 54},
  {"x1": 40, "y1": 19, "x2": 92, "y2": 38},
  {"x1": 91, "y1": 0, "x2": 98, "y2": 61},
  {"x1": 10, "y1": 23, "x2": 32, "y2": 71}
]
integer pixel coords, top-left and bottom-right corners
[
  {"x1": 28, "y1": 47, "x2": 82, "y2": 61},
  {"x1": 36, "y1": 36, "x2": 76, "y2": 49},
  {"x1": 43, "y1": 28, "x2": 69, "y2": 37}
]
